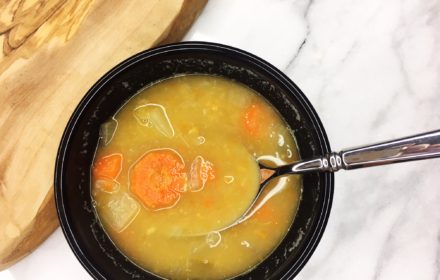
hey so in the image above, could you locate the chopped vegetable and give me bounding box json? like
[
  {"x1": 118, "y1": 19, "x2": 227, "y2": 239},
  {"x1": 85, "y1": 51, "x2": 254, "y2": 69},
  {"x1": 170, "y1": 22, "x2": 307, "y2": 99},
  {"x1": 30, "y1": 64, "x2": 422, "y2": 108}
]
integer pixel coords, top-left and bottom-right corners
[
  {"x1": 130, "y1": 149, "x2": 187, "y2": 210},
  {"x1": 93, "y1": 153, "x2": 123, "y2": 180},
  {"x1": 94, "y1": 179, "x2": 120, "y2": 193},
  {"x1": 99, "y1": 119, "x2": 118, "y2": 145},
  {"x1": 102, "y1": 192, "x2": 140, "y2": 232},
  {"x1": 189, "y1": 156, "x2": 215, "y2": 192},
  {"x1": 243, "y1": 103, "x2": 274, "y2": 136},
  {"x1": 260, "y1": 169, "x2": 275, "y2": 183},
  {"x1": 133, "y1": 104, "x2": 175, "y2": 138}
]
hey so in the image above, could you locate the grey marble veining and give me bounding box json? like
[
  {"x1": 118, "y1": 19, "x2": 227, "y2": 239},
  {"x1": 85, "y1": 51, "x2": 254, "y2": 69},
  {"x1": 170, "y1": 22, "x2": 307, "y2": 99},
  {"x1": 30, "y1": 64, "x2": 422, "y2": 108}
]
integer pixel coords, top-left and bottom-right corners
[{"x1": 1, "y1": 0, "x2": 439, "y2": 279}]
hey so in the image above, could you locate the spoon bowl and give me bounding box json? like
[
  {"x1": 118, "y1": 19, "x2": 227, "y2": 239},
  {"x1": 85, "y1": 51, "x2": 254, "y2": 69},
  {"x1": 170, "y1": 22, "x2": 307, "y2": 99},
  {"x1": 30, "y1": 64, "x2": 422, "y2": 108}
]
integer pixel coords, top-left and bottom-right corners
[{"x1": 223, "y1": 129, "x2": 440, "y2": 234}]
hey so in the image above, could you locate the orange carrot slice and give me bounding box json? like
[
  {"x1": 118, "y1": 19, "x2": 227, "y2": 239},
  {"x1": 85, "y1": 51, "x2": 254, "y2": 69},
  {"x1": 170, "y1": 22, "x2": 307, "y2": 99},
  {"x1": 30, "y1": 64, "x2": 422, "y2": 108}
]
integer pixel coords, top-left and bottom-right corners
[
  {"x1": 130, "y1": 149, "x2": 187, "y2": 210},
  {"x1": 243, "y1": 103, "x2": 274, "y2": 136},
  {"x1": 260, "y1": 169, "x2": 275, "y2": 183},
  {"x1": 93, "y1": 154, "x2": 123, "y2": 180}
]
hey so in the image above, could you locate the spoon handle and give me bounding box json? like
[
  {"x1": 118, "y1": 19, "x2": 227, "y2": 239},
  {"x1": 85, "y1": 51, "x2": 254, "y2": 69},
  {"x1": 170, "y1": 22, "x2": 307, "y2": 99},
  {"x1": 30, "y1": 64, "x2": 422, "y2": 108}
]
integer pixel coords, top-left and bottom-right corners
[{"x1": 280, "y1": 129, "x2": 440, "y2": 174}]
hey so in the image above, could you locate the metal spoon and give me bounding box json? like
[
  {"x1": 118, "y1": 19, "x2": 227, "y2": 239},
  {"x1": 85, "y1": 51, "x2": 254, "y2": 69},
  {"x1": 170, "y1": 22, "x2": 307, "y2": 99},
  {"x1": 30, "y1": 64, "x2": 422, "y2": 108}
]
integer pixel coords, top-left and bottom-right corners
[{"x1": 213, "y1": 129, "x2": 440, "y2": 234}]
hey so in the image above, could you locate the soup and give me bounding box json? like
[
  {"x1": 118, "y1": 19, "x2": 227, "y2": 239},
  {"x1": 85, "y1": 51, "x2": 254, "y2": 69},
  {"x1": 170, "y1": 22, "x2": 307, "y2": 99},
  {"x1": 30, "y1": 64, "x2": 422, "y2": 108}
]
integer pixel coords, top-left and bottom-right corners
[{"x1": 91, "y1": 75, "x2": 302, "y2": 279}]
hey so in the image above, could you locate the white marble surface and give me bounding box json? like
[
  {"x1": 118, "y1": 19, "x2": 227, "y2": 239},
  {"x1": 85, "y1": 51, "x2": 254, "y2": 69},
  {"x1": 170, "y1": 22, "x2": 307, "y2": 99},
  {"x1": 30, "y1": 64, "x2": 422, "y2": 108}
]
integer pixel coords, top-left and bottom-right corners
[{"x1": 2, "y1": 0, "x2": 440, "y2": 279}]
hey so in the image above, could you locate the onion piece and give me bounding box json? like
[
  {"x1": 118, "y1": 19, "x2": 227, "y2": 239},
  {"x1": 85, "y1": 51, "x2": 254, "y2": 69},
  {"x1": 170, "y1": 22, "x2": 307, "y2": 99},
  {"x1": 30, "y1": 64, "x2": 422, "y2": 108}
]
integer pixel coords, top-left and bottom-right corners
[{"x1": 133, "y1": 104, "x2": 175, "y2": 138}]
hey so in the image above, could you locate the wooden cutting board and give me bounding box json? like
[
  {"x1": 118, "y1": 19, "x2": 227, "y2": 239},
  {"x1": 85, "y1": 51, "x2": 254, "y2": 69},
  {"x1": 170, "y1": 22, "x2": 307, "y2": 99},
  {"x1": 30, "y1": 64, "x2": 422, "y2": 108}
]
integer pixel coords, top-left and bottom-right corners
[{"x1": 0, "y1": 0, "x2": 207, "y2": 270}]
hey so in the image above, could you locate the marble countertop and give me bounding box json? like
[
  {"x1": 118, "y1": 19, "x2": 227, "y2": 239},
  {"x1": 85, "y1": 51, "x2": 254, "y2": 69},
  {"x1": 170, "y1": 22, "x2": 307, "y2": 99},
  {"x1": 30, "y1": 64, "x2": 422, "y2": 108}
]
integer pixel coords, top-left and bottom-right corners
[{"x1": 1, "y1": 0, "x2": 439, "y2": 279}]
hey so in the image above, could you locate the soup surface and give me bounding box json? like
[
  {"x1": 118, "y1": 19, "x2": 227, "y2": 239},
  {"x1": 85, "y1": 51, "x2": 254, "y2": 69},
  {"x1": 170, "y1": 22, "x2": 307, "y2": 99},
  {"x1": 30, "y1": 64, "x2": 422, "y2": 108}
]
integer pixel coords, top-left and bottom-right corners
[{"x1": 92, "y1": 75, "x2": 301, "y2": 279}]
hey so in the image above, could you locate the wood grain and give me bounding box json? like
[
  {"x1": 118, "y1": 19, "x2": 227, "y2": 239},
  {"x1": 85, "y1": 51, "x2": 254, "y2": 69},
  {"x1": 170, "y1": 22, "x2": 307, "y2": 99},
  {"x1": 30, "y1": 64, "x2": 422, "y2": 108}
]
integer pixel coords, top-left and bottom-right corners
[{"x1": 0, "y1": 0, "x2": 207, "y2": 270}]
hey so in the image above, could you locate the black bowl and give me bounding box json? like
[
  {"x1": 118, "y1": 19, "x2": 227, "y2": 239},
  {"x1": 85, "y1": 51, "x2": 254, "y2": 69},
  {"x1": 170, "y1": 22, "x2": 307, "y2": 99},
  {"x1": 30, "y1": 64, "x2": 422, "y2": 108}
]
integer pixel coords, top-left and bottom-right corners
[{"x1": 55, "y1": 42, "x2": 333, "y2": 280}]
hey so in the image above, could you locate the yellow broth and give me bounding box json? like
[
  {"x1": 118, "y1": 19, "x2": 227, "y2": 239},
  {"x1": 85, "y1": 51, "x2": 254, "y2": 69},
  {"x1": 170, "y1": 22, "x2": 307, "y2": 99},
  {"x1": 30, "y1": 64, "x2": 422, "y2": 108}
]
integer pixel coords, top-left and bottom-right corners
[{"x1": 92, "y1": 75, "x2": 302, "y2": 279}]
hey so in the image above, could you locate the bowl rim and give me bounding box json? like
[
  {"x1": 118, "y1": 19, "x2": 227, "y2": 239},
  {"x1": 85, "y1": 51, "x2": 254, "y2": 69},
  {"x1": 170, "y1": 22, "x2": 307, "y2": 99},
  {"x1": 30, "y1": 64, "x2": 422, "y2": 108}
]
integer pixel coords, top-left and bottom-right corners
[{"x1": 54, "y1": 41, "x2": 334, "y2": 280}]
